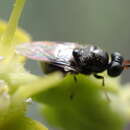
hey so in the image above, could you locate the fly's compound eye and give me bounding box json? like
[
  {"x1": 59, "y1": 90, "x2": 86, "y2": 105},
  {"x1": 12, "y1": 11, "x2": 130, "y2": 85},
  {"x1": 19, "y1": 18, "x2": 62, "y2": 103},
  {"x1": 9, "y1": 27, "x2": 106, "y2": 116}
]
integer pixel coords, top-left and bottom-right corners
[
  {"x1": 107, "y1": 62, "x2": 123, "y2": 77},
  {"x1": 107, "y1": 52, "x2": 124, "y2": 77},
  {"x1": 111, "y1": 52, "x2": 124, "y2": 63}
]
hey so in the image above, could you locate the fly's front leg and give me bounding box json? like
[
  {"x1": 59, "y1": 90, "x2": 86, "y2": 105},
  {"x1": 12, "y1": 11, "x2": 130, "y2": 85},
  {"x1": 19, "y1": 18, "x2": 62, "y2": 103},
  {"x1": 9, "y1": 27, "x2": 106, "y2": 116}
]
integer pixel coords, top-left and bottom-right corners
[
  {"x1": 94, "y1": 74, "x2": 105, "y2": 86},
  {"x1": 68, "y1": 70, "x2": 79, "y2": 99},
  {"x1": 64, "y1": 66, "x2": 79, "y2": 99},
  {"x1": 69, "y1": 73, "x2": 78, "y2": 99},
  {"x1": 94, "y1": 74, "x2": 110, "y2": 102}
]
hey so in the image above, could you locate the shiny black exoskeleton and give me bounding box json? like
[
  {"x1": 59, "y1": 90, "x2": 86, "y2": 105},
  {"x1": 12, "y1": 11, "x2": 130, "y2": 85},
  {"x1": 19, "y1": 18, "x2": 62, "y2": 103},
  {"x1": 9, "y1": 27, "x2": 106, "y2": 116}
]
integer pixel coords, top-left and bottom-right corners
[
  {"x1": 16, "y1": 41, "x2": 129, "y2": 81},
  {"x1": 72, "y1": 45, "x2": 124, "y2": 77},
  {"x1": 16, "y1": 41, "x2": 130, "y2": 101},
  {"x1": 16, "y1": 41, "x2": 130, "y2": 99}
]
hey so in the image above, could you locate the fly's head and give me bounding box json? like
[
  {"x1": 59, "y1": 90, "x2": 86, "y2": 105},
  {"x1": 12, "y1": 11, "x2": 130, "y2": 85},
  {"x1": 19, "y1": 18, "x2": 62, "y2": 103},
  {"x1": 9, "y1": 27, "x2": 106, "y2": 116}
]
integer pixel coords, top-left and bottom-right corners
[{"x1": 107, "y1": 52, "x2": 124, "y2": 77}]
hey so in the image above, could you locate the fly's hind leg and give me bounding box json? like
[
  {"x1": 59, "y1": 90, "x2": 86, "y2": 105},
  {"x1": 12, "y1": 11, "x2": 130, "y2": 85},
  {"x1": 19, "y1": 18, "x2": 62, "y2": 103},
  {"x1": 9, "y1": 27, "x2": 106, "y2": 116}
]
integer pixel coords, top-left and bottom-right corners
[{"x1": 94, "y1": 74, "x2": 110, "y2": 102}]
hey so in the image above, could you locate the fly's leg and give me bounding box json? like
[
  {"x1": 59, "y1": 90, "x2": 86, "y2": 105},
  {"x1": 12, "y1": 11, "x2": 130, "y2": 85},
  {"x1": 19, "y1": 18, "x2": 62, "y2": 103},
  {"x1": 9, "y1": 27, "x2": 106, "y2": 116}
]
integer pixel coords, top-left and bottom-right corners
[
  {"x1": 73, "y1": 75, "x2": 77, "y2": 83},
  {"x1": 94, "y1": 74, "x2": 105, "y2": 86},
  {"x1": 69, "y1": 75, "x2": 78, "y2": 99},
  {"x1": 94, "y1": 74, "x2": 110, "y2": 102}
]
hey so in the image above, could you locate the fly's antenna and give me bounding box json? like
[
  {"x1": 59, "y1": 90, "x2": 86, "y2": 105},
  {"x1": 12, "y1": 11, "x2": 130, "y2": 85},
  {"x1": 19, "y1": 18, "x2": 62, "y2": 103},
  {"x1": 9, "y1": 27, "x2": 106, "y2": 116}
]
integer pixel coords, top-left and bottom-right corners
[{"x1": 123, "y1": 60, "x2": 130, "y2": 69}]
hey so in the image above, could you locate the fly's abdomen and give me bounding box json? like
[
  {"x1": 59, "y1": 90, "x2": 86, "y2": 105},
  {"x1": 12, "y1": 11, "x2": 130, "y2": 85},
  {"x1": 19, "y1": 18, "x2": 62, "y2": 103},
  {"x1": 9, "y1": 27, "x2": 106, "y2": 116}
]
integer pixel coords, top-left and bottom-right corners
[{"x1": 40, "y1": 62, "x2": 65, "y2": 74}]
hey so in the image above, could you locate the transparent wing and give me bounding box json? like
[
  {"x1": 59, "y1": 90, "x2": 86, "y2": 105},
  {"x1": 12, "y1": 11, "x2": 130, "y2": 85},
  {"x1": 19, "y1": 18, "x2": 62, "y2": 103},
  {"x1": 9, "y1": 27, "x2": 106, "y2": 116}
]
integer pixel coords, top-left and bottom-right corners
[{"x1": 16, "y1": 41, "x2": 81, "y2": 68}]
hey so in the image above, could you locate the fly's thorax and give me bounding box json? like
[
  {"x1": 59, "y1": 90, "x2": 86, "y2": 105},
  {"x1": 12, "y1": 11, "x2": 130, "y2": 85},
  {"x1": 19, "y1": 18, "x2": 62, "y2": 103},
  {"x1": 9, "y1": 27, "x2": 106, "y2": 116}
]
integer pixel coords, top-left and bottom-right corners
[{"x1": 72, "y1": 45, "x2": 109, "y2": 74}]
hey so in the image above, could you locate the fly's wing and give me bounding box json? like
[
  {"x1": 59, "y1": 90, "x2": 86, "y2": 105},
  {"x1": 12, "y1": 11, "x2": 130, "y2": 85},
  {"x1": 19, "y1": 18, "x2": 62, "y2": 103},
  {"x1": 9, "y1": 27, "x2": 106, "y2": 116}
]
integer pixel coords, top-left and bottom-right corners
[{"x1": 16, "y1": 41, "x2": 81, "y2": 71}]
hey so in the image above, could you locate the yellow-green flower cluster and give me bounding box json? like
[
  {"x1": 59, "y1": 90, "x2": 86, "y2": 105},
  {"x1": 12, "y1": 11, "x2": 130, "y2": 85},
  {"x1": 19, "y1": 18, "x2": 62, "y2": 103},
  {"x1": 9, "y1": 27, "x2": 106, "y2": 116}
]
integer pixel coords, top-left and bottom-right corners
[{"x1": 0, "y1": 0, "x2": 130, "y2": 130}]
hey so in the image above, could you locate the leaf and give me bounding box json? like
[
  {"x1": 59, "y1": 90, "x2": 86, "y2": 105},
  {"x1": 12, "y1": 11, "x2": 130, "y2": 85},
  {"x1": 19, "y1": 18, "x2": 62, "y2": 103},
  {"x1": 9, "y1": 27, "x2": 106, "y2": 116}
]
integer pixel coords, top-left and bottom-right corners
[
  {"x1": 1, "y1": 117, "x2": 48, "y2": 130},
  {"x1": 12, "y1": 72, "x2": 63, "y2": 102},
  {"x1": 19, "y1": 118, "x2": 48, "y2": 130},
  {"x1": 33, "y1": 74, "x2": 127, "y2": 130}
]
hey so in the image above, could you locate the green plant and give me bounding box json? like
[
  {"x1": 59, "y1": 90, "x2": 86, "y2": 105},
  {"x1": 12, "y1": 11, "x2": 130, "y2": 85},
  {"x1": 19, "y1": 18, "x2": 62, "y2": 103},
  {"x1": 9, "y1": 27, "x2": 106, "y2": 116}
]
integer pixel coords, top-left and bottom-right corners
[{"x1": 0, "y1": 0, "x2": 130, "y2": 130}]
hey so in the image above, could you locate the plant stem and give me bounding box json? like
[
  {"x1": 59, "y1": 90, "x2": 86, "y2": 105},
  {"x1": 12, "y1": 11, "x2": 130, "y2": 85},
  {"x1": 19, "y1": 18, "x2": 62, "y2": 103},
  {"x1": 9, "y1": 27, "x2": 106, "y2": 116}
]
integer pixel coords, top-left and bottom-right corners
[{"x1": 0, "y1": 0, "x2": 26, "y2": 44}]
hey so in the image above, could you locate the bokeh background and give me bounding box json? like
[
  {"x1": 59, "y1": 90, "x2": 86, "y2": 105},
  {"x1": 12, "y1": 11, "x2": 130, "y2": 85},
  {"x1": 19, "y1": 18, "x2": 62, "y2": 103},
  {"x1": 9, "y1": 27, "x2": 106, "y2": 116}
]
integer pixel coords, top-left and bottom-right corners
[{"x1": 1, "y1": 0, "x2": 130, "y2": 129}]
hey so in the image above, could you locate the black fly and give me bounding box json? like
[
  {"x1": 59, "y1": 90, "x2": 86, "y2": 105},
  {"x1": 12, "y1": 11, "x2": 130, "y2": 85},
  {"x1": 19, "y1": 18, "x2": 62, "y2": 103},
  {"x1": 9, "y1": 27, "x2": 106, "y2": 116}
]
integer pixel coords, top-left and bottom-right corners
[
  {"x1": 16, "y1": 41, "x2": 130, "y2": 79},
  {"x1": 16, "y1": 41, "x2": 130, "y2": 100}
]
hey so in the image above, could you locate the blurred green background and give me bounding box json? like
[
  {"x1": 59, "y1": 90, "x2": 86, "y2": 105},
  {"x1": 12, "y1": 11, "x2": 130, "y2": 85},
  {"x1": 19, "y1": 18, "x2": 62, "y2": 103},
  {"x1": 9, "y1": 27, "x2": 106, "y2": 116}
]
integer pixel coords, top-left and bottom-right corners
[
  {"x1": 1, "y1": 0, "x2": 130, "y2": 74},
  {"x1": 1, "y1": 0, "x2": 130, "y2": 129}
]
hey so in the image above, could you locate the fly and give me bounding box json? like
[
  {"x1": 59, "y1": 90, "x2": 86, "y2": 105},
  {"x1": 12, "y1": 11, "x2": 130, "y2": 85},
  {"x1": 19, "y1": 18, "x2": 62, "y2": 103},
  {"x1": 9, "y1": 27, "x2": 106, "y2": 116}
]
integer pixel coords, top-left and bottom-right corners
[
  {"x1": 16, "y1": 41, "x2": 130, "y2": 86},
  {"x1": 16, "y1": 41, "x2": 130, "y2": 101}
]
